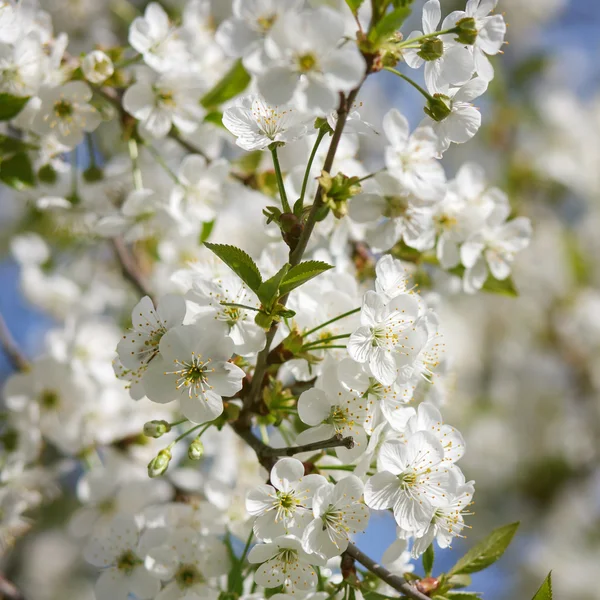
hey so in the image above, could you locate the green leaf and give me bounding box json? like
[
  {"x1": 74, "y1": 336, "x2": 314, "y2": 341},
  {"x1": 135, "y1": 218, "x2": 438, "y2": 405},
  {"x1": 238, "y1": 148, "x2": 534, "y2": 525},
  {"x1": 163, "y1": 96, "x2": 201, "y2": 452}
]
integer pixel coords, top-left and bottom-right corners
[
  {"x1": 278, "y1": 260, "x2": 334, "y2": 297},
  {"x1": 201, "y1": 60, "x2": 251, "y2": 109},
  {"x1": 481, "y1": 274, "x2": 518, "y2": 297},
  {"x1": 345, "y1": 0, "x2": 365, "y2": 13},
  {"x1": 257, "y1": 263, "x2": 291, "y2": 309},
  {"x1": 0, "y1": 134, "x2": 38, "y2": 157},
  {"x1": 369, "y1": 7, "x2": 411, "y2": 41},
  {"x1": 532, "y1": 572, "x2": 552, "y2": 600},
  {"x1": 362, "y1": 592, "x2": 396, "y2": 600},
  {"x1": 0, "y1": 152, "x2": 35, "y2": 190},
  {"x1": 0, "y1": 94, "x2": 30, "y2": 121},
  {"x1": 446, "y1": 593, "x2": 482, "y2": 600},
  {"x1": 203, "y1": 111, "x2": 224, "y2": 128},
  {"x1": 204, "y1": 243, "x2": 262, "y2": 293},
  {"x1": 446, "y1": 574, "x2": 472, "y2": 589},
  {"x1": 422, "y1": 544, "x2": 434, "y2": 576},
  {"x1": 198, "y1": 220, "x2": 215, "y2": 244},
  {"x1": 449, "y1": 522, "x2": 519, "y2": 576}
]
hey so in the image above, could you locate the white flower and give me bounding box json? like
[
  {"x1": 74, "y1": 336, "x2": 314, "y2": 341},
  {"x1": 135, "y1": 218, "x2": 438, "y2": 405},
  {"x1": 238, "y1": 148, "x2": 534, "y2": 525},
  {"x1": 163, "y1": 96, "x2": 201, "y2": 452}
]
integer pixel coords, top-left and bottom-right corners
[
  {"x1": 404, "y1": 402, "x2": 465, "y2": 464},
  {"x1": 403, "y1": 0, "x2": 474, "y2": 90},
  {"x1": 410, "y1": 469, "x2": 474, "y2": 558},
  {"x1": 3, "y1": 357, "x2": 89, "y2": 454},
  {"x1": 215, "y1": 0, "x2": 303, "y2": 60},
  {"x1": 145, "y1": 531, "x2": 230, "y2": 600},
  {"x1": 82, "y1": 50, "x2": 114, "y2": 84},
  {"x1": 169, "y1": 154, "x2": 229, "y2": 230},
  {"x1": 128, "y1": 2, "x2": 188, "y2": 73},
  {"x1": 374, "y1": 255, "x2": 411, "y2": 301},
  {"x1": 223, "y1": 94, "x2": 310, "y2": 151},
  {"x1": 423, "y1": 77, "x2": 488, "y2": 152},
  {"x1": 296, "y1": 370, "x2": 369, "y2": 461},
  {"x1": 0, "y1": 34, "x2": 45, "y2": 96},
  {"x1": 302, "y1": 475, "x2": 369, "y2": 558},
  {"x1": 444, "y1": 0, "x2": 507, "y2": 81},
  {"x1": 116, "y1": 294, "x2": 186, "y2": 395},
  {"x1": 364, "y1": 431, "x2": 451, "y2": 534},
  {"x1": 186, "y1": 273, "x2": 266, "y2": 356},
  {"x1": 123, "y1": 70, "x2": 204, "y2": 139},
  {"x1": 348, "y1": 174, "x2": 435, "y2": 253},
  {"x1": 252, "y1": 6, "x2": 365, "y2": 115},
  {"x1": 248, "y1": 535, "x2": 326, "y2": 592},
  {"x1": 337, "y1": 358, "x2": 415, "y2": 435},
  {"x1": 84, "y1": 515, "x2": 160, "y2": 600},
  {"x1": 96, "y1": 188, "x2": 172, "y2": 243},
  {"x1": 246, "y1": 457, "x2": 327, "y2": 541},
  {"x1": 347, "y1": 290, "x2": 420, "y2": 386},
  {"x1": 142, "y1": 322, "x2": 244, "y2": 423},
  {"x1": 383, "y1": 109, "x2": 446, "y2": 202},
  {"x1": 32, "y1": 81, "x2": 101, "y2": 148}
]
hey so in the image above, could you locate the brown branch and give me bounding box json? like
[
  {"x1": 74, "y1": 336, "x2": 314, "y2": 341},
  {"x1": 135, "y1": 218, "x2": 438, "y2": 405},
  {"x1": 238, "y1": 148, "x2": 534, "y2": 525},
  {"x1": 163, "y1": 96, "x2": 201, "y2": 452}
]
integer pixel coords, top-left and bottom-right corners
[
  {"x1": 0, "y1": 311, "x2": 29, "y2": 371},
  {"x1": 264, "y1": 433, "x2": 354, "y2": 457},
  {"x1": 345, "y1": 543, "x2": 431, "y2": 600},
  {"x1": 0, "y1": 575, "x2": 26, "y2": 600},
  {"x1": 112, "y1": 238, "x2": 154, "y2": 302}
]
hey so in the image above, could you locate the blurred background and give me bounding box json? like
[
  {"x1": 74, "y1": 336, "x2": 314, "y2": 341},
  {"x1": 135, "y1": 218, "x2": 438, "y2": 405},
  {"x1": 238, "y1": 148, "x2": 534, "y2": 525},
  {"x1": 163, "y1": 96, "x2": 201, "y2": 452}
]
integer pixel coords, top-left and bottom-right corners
[{"x1": 1, "y1": 0, "x2": 600, "y2": 599}]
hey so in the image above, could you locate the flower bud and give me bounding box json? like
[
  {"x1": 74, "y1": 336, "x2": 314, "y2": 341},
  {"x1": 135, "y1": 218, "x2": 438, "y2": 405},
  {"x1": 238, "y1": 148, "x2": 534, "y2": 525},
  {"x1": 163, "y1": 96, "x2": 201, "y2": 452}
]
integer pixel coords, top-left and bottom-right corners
[
  {"x1": 147, "y1": 447, "x2": 172, "y2": 478},
  {"x1": 82, "y1": 50, "x2": 114, "y2": 84},
  {"x1": 418, "y1": 37, "x2": 444, "y2": 61},
  {"x1": 143, "y1": 419, "x2": 171, "y2": 438},
  {"x1": 454, "y1": 17, "x2": 478, "y2": 45},
  {"x1": 38, "y1": 164, "x2": 58, "y2": 184},
  {"x1": 424, "y1": 94, "x2": 452, "y2": 122},
  {"x1": 83, "y1": 165, "x2": 104, "y2": 183},
  {"x1": 188, "y1": 438, "x2": 204, "y2": 461}
]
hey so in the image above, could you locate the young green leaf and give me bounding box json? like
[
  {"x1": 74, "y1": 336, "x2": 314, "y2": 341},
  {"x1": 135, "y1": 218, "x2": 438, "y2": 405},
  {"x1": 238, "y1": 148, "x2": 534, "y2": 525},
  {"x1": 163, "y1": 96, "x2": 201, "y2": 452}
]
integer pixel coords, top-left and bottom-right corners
[
  {"x1": 0, "y1": 134, "x2": 38, "y2": 157},
  {"x1": 446, "y1": 593, "x2": 482, "y2": 600},
  {"x1": 531, "y1": 572, "x2": 552, "y2": 600},
  {"x1": 0, "y1": 152, "x2": 35, "y2": 190},
  {"x1": 345, "y1": 0, "x2": 365, "y2": 13},
  {"x1": 423, "y1": 543, "x2": 434, "y2": 576},
  {"x1": 257, "y1": 263, "x2": 291, "y2": 309},
  {"x1": 201, "y1": 60, "x2": 251, "y2": 109},
  {"x1": 0, "y1": 94, "x2": 30, "y2": 121},
  {"x1": 204, "y1": 243, "x2": 262, "y2": 293},
  {"x1": 481, "y1": 275, "x2": 518, "y2": 297},
  {"x1": 278, "y1": 260, "x2": 334, "y2": 297},
  {"x1": 449, "y1": 522, "x2": 519, "y2": 576},
  {"x1": 198, "y1": 220, "x2": 215, "y2": 244},
  {"x1": 369, "y1": 7, "x2": 411, "y2": 42}
]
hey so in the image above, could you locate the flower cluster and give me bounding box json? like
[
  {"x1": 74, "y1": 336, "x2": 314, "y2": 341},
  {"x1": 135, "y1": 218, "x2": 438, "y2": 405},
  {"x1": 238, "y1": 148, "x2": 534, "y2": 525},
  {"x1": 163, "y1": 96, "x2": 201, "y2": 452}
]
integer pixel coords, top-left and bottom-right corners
[{"x1": 0, "y1": 0, "x2": 537, "y2": 599}]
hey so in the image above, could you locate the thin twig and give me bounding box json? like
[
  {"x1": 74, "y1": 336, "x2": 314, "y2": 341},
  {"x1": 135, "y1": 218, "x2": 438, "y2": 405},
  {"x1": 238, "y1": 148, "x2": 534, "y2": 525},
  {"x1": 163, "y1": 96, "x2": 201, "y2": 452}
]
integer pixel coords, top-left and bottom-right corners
[
  {"x1": 112, "y1": 238, "x2": 154, "y2": 301},
  {"x1": 345, "y1": 543, "x2": 431, "y2": 600},
  {"x1": 264, "y1": 433, "x2": 355, "y2": 457},
  {"x1": 0, "y1": 575, "x2": 26, "y2": 600},
  {"x1": 0, "y1": 311, "x2": 29, "y2": 371}
]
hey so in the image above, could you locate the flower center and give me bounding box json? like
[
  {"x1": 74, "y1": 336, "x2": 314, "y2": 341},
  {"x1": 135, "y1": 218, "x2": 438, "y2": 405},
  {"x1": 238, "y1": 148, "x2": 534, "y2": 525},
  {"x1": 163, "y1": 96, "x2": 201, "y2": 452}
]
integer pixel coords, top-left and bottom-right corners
[
  {"x1": 297, "y1": 53, "x2": 317, "y2": 73},
  {"x1": 321, "y1": 504, "x2": 343, "y2": 532},
  {"x1": 40, "y1": 389, "x2": 60, "y2": 409},
  {"x1": 169, "y1": 355, "x2": 213, "y2": 398},
  {"x1": 175, "y1": 564, "x2": 204, "y2": 588},
  {"x1": 400, "y1": 470, "x2": 418, "y2": 488},
  {"x1": 384, "y1": 195, "x2": 409, "y2": 219},
  {"x1": 276, "y1": 548, "x2": 299, "y2": 570},
  {"x1": 54, "y1": 99, "x2": 74, "y2": 119},
  {"x1": 219, "y1": 306, "x2": 242, "y2": 326},
  {"x1": 117, "y1": 550, "x2": 141, "y2": 574},
  {"x1": 256, "y1": 13, "x2": 276, "y2": 32},
  {"x1": 158, "y1": 90, "x2": 175, "y2": 107}
]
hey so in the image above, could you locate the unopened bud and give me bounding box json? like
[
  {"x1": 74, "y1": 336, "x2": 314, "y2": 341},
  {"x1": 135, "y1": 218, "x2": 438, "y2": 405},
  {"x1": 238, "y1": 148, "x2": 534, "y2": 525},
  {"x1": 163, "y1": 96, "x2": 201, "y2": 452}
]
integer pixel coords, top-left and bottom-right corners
[
  {"x1": 188, "y1": 438, "x2": 204, "y2": 461},
  {"x1": 143, "y1": 420, "x2": 171, "y2": 438},
  {"x1": 147, "y1": 447, "x2": 172, "y2": 478},
  {"x1": 418, "y1": 37, "x2": 444, "y2": 61},
  {"x1": 454, "y1": 17, "x2": 478, "y2": 45},
  {"x1": 38, "y1": 164, "x2": 57, "y2": 184},
  {"x1": 82, "y1": 50, "x2": 114, "y2": 84},
  {"x1": 83, "y1": 165, "x2": 104, "y2": 183},
  {"x1": 424, "y1": 94, "x2": 452, "y2": 122}
]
